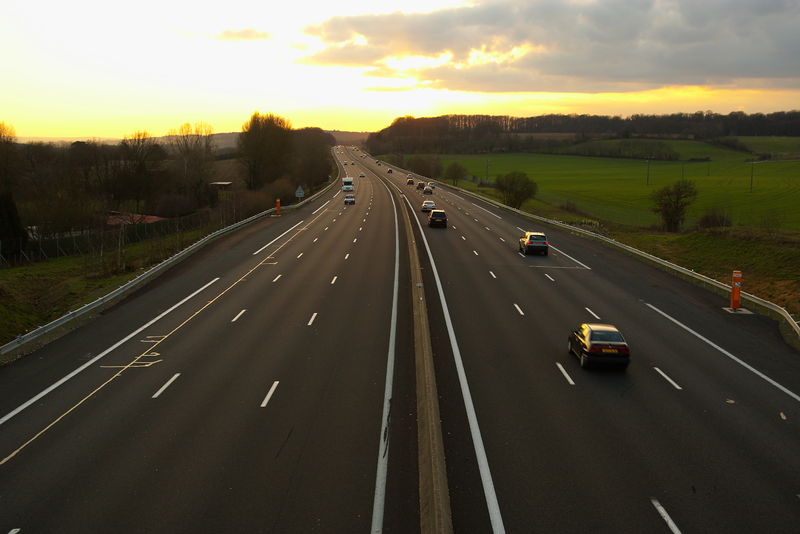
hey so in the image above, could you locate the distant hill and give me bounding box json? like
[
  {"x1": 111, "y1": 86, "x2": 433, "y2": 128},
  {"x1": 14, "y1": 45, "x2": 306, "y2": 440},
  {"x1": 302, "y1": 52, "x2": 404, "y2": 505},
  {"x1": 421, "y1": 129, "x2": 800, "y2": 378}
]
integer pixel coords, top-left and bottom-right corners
[{"x1": 17, "y1": 130, "x2": 372, "y2": 151}]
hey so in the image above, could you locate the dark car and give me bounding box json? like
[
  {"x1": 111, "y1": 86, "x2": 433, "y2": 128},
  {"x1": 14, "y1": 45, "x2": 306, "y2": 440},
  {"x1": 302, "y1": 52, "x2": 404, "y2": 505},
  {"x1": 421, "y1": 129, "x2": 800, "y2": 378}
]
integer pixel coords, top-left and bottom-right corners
[
  {"x1": 428, "y1": 209, "x2": 447, "y2": 227},
  {"x1": 406, "y1": 178, "x2": 415, "y2": 185},
  {"x1": 423, "y1": 186, "x2": 433, "y2": 195},
  {"x1": 344, "y1": 194, "x2": 355, "y2": 205},
  {"x1": 519, "y1": 231, "x2": 549, "y2": 255},
  {"x1": 568, "y1": 323, "x2": 630, "y2": 369},
  {"x1": 416, "y1": 181, "x2": 426, "y2": 190}
]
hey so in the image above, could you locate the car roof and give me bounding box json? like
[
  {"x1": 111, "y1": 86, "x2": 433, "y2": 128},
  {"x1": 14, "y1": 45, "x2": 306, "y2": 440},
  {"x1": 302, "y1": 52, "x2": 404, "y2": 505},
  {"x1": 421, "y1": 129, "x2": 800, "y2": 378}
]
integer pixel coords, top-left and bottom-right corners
[
  {"x1": 526, "y1": 231, "x2": 546, "y2": 236},
  {"x1": 583, "y1": 323, "x2": 620, "y2": 332},
  {"x1": 430, "y1": 209, "x2": 446, "y2": 214}
]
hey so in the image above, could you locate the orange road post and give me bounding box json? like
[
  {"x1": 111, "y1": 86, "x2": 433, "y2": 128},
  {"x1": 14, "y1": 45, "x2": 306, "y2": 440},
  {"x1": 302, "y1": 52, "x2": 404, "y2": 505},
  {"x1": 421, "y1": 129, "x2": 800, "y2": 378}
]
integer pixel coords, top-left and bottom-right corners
[
  {"x1": 276, "y1": 198, "x2": 281, "y2": 215},
  {"x1": 731, "y1": 270, "x2": 742, "y2": 310}
]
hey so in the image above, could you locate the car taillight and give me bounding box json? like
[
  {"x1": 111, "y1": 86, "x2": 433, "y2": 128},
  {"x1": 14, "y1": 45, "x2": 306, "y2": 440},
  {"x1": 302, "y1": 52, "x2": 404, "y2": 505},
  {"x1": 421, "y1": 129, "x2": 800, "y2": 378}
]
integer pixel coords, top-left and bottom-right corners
[
  {"x1": 618, "y1": 346, "x2": 630, "y2": 355},
  {"x1": 588, "y1": 345, "x2": 603, "y2": 353},
  {"x1": 544, "y1": 241, "x2": 549, "y2": 246}
]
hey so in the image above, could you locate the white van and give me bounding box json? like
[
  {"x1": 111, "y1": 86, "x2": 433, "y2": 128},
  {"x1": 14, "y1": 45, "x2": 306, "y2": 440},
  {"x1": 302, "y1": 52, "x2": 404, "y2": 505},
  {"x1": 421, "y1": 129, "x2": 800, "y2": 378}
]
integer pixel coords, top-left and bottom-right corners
[{"x1": 342, "y1": 177, "x2": 354, "y2": 192}]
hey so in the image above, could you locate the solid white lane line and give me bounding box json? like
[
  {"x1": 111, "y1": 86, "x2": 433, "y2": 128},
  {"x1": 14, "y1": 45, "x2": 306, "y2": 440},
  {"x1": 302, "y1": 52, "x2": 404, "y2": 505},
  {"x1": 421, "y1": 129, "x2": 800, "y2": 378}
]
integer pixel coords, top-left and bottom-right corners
[
  {"x1": 260, "y1": 381, "x2": 280, "y2": 407},
  {"x1": 307, "y1": 313, "x2": 318, "y2": 326},
  {"x1": 345, "y1": 253, "x2": 350, "y2": 260},
  {"x1": 231, "y1": 309, "x2": 246, "y2": 322},
  {"x1": 297, "y1": 252, "x2": 304, "y2": 259},
  {"x1": 152, "y1": 373, "x2": 180, "y2": 399},
  {"x1": 0, "y1": 278, "x2": 219, "y2": 427},
  {"x1": 333, "y1": 190, "x2": 341, "y2": 198},
  {"x1": 549, "y1": 245, "x2": 592, "y2": 270},
  {"x1": 489, "y1": 271, "x2": 497, "y2": 279},
  {"x1": 646, "y1": 302, "x2": 800, "y2": 403},
  {"x1": 514, "y1": 304, "x2": 525, "y2": 316},
  {"x1": 651, "y1": 499, "x2": 683, "y2": 534},
  {"x1": 331, "y1": 276, "x2": 338, "y2": 284},
  {"x1": 654, "y1": 367, "x2": 683, "y2": 390},
  {"x1": 272, "y1": 274, "x2": 282, "y2": 282},
  {"x1": 253, "y1": 220, "x2": 305, "y2": 255},
  {"x1": 545, "y1": 274, "x2": 555, "y2": 282},
  {"x1": 556, "y1": 363, "x2": 575, "y2": 386},
  {"x1": 585, "y1": 307, "x2": 601, "y2": 320},
  {"x1": 312, "y1": 200, "x2": 330, "y2": 215},
  {"x1": 402, "y1": 193, "x2": 506, "y2": 533},
  {"x1": 471, "y1": 202, "x2": 503, "y2": 219},
  {"x1": 371, "y1": 176, "x2": 401, "y2": 533}
]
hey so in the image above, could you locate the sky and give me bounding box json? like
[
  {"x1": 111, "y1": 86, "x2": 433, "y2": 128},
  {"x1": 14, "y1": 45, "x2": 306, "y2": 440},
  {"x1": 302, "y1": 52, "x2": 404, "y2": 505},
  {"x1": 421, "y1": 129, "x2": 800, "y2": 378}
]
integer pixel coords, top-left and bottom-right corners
[{"x1": 2, "y1": 0, "x2": 799, "y2": 138}]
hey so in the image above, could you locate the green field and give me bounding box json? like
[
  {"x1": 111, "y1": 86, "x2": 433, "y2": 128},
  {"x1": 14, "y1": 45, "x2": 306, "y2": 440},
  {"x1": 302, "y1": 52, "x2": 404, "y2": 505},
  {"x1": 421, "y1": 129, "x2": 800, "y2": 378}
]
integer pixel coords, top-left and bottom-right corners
[
  {"x1": 733, "y1": 136, "x2": 800, "y2": 155},
  {"x1": 438, "y1": 139, "x2": 800, "y2": 229}
]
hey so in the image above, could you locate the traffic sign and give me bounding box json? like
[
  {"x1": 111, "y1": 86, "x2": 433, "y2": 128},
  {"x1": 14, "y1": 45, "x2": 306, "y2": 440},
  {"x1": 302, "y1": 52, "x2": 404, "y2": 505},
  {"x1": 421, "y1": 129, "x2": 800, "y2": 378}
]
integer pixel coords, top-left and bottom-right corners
[{"x1": 295, "y1": 186, "x2": 305, "y2": 198}]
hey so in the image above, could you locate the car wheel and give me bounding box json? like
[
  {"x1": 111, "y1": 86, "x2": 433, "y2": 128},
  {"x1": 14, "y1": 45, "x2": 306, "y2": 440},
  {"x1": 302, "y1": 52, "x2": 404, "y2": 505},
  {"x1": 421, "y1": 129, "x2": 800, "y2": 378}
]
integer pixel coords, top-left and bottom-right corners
[
  {"x1": 568, "y1": 341, "x2": 573, "y2": 355},
  {"x1": 579, "y1": 352, "x2": 589, "y2": 368},
  {"x1": 543, "y1": 249, "x2": 548, "y2": 256}
]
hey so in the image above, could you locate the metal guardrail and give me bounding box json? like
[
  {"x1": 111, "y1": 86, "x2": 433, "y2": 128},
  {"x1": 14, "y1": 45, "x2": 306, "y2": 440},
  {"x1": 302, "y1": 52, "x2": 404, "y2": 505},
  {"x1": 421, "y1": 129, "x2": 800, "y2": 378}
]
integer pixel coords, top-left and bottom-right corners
[
  {"x1": 390, "y1": 164, "x2": 800, "y2": 344},
  {"x1": 0, "y1": 179, "x2": 339, "y2": 359}
]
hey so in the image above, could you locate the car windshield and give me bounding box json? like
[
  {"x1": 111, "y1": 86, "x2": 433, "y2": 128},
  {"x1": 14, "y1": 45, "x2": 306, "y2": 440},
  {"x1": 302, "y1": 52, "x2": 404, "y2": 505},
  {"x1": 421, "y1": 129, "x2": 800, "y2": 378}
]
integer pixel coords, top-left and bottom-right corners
[
  {"x1": 529, "y1": 235, "x2": 546, "y2": 241},
  {"x1": 590, "y1": 330, "x2": 625, "y2": 342}
]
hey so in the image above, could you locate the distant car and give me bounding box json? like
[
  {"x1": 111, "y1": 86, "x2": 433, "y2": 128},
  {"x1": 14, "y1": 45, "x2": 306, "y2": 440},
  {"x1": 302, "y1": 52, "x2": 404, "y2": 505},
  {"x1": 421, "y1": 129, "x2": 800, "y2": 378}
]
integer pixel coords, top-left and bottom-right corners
[
  {"x1": 416, "y1": 181, "x2": 426, "y2": 190},
  {"x1": 428, "y1": 209, "x2": 447, "y2": 227},
  {"x1": 427, "y1": 182, "x2": 436, "y2": 189},
  {"x1": 423, "y1": 186, "x2": 433, "y2": 195},
  {"x1": 387, "y1": 168, "x2": 392, "y2": 173},
  {"x1": 519, "y1": 231, "x2": 549, "y2": 255},
  {"x1": 406, "y1": 178, "x2": 415, "y2": 185},
  {"x1": 344, "y1": 194, "x2": 355, "y2": 205},
  {"x1": 421, "y1": 200, "x2": 436, "y2": 212},
  {"x1": 359, "y1": 173, "x2": 365, "y2": 177},
  {"x1": 377, "y1": 162, "x2": 381, "y2": 166},
  {"x1": 568, "y1": 323, "x2": 630, "y2": 369},
  {"x1": 406, "y1": 173, "x2": 413, "y2": 178}
]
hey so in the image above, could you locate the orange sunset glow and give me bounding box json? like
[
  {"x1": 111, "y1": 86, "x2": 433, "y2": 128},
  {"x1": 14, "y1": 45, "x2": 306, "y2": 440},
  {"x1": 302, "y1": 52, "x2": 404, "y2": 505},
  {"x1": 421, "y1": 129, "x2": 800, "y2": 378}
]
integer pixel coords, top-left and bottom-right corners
[{"x1": 2, "y1": 0, "x2": 798, "y2": 138}]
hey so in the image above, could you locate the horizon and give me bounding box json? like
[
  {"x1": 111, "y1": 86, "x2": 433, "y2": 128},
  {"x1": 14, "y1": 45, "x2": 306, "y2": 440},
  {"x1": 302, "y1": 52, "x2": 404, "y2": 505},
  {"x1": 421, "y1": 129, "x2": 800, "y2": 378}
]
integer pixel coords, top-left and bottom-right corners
[{"x1": 3, "y1": 0, "x2": 799, "y2": 138}]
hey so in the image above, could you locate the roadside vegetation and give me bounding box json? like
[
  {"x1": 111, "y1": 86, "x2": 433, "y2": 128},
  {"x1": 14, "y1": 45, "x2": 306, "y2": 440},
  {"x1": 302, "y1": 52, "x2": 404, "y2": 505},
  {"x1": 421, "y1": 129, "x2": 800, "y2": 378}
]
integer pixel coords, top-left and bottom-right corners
[{"x1": 0, "y1": 115, "x2": 336, "y2": 347}]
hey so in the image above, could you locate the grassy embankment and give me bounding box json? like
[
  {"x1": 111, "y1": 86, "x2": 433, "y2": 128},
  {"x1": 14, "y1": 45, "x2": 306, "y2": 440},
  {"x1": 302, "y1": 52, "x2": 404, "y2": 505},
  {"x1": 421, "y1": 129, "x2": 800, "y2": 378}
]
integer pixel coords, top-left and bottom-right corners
[{"x1": 434, "y1": 138, "x2": 800, "y2": 318}]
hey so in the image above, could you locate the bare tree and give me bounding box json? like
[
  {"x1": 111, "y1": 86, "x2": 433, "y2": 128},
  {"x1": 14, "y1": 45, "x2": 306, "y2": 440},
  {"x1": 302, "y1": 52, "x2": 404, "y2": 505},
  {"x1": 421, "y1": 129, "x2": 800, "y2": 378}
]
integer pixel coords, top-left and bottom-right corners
[
  {"x1": 166, "y1": 122, "x2": 216, "y2": 207},
  {"x1": 496, "y1": 171, "x2": 538, "y2": 209},
  {"x1": 651, "y1": 179, "x2": 698, "y2": 232},
  {"x1": 119, "y1": 131, "x2": 166, "y2": 213},
  {"x1": 444, "y1": 161, "x2": 467, "y2": 185},
  {"x1": 0, "y1": 123, "x2": 27, "y2": 259}
]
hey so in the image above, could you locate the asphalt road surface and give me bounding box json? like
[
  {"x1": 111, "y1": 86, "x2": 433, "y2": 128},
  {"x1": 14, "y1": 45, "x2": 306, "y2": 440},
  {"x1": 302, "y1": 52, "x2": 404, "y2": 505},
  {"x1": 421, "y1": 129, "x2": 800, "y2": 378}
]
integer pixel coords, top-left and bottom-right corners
[{"x1": 1, "y1": 146, "x2": 799, "y2": 533}]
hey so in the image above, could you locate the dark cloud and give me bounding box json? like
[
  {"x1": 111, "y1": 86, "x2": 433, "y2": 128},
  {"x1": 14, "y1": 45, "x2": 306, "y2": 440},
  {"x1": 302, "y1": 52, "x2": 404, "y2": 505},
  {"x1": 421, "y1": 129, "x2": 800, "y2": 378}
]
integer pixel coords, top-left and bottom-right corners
[
  {"x1": 302, "y1": 0, "x2": 800, "y2": 92},
  {"x1": 217, "y1": 29, "x2": 271, "y2": 41}
]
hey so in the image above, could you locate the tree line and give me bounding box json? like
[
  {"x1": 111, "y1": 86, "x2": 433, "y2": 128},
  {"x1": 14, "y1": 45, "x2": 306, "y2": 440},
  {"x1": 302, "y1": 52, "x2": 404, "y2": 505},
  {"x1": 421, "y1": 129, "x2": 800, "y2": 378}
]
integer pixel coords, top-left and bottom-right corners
[
  {"x1": 365, "y1": 111, "x2": 800, "y2": 155},
  {"x1": 0, "y1": 113, "x2": 335, "y2": 264}
]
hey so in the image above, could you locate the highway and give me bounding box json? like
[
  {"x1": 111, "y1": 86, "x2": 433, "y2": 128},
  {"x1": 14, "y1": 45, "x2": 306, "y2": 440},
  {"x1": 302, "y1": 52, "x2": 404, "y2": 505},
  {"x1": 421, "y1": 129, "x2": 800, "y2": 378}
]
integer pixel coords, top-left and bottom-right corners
[{"x1": 1, "y1": 146, "x2": 800, "y2": 533}]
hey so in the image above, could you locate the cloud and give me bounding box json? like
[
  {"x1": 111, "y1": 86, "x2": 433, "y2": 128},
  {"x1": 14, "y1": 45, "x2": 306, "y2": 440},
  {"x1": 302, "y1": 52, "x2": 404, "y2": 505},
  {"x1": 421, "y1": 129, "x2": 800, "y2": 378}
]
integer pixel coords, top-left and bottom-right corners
[
  {"x1": 217, "y1": 28, "x2": 271, "y2": 41},
  {"x1": 302, "y1": 0, "x2": 800, "y2": 93}
]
